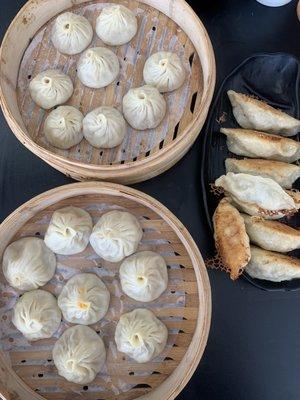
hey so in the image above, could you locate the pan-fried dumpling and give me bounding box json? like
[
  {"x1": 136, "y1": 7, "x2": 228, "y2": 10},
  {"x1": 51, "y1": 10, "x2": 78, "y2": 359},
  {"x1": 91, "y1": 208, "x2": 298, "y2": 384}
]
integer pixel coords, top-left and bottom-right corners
[
  {"x1": 58, "y1": 273, "x2": 110, "y2": 325},
  {"x1": 227, "y1": 90, "x2": 300, "y2": 136},
  {"x1": 2, "y1": 237, "x2": 56, "y2": 291},
  {"x1": 53, "y1": 325, "x2": 106, "y2": 384},
  {"x1": 29, "y1": 70, "x2": 73, "y2": 110},
  {"x1": 44, "y1": 206, "x2": 93, "y2": 255},
  {"x1": 90, "y1": 210, "x2": 143, "y2": 262},
  {"x1": 83, "y1": 106, "x2": 126, "y2": 148},
  {"x1": 215, "y1": 173, "x2": 297, "y2": 219},
  {"x1": 242, "y1": 214, "x2": 300, "y2": 252},
  {"x1": 123, "y1": 85, "x2": 166, "y2": 130},
  {"x1": 245, "y1": 246, "x2": 300, "y2": 282},
  {"x1": 44, "y1": 106, "x2": 83, "y2": 150},
  {"x1": 96, "y1": 4, "x2": 137, "y2": 46},
  {"x1": 115, "y1": 308, "x2": 168, "y2": 363},
  {"x1": 225, "y1": 158, "x2": 300, "y2": 189},
  {"x1": 51, "y1": 12, "x2": 93, "y2": 55},
  {"x1": 77, "y1": 47, "x2": 120, "y2": 89},
  {"x1": 221, "y1": 128, "x2": 300, "y2": 163},
  {"x1": 12, "y1": 290, "x2": 61, "y2": 341},
  {"x1": 143, "y1": 52, "x2": 186, "y2": 93},
  {"x1": 213, "y1": 198, "x2": 250, "y2": 280},
  {"x1": 119, "y1": 251, "x2": 168, "y2": 301}
]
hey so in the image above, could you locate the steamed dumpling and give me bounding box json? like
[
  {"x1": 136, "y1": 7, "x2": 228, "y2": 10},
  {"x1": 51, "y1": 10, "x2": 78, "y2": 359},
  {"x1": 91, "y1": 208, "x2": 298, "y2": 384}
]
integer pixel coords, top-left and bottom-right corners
[
  {"x1": 58, "y1": 273, "x2": 110, "y2": 325},
  {"x1": 245, "y1": 246, "x2": 300, "y2": 282},
  {"x1": 96, "y1": 4, "x2": 137, "y2": 46},
  {"x1": 228, "y1": 90, "x2": 300, "y2": 136},
  {"x1": 44, "y1": 106, "x2": 83, "y2": 149},
  {"x1": 12, "y1": 290, "x2": 61, "y2": 341},
  {"x1": 119, "y1": 251, "x2": 168, "y2": 301},
  {"x1": 44, "y1": 206, "x2": 93, "y2": 255},
  {"x1": 213, "y1": 198, "x2": 250, "y2": 280},
  {"x1": 123, "y1": 85, "x2": 166, "y2": 130},
  {"x1": 51, "y1": 12, "x2": 93, "y2": 55},
  {"x1": 225, "y1": 158, "x2": 300, "y2": 189},
  {"x1": 77, "y1": 47, "x2": 120, "y2": 89},
  {"x1": 90, "y1": 210, "x2": 143, "y2": 262},
  {"x1": 83, "y1": 106, "x2": 126, "y2": 148},
  {"x1": 221, "y1": 128, "x2": 300, "y2": 163},
  {"x1": 143, "y1": 52, "x2": 186, "y2": 92},
  {"x1": 53, "y1": 325, "x2": 106, "y2": 384},
  {"x1": 115, "y1": 308, "x2": 168, "y2": 363},
  {"x1": 215, "y1": 173, "x2": 297, "y2": 219},
  {"x1": 242, "y1": 214, "x2": 300, "y2": 253},
  {"x1": 2, "y1": 237, "x2": 56, "y2": 291},
  {"x1": 29, "y1": 69, "x2": 73, "y2": 109}
]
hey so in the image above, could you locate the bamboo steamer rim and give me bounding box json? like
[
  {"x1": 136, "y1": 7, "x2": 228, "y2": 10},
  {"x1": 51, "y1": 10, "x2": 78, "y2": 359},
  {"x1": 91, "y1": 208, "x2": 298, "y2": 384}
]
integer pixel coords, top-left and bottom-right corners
[
  {"x1": 0, "y1": 181, "x2": 211, "y2": 400},
  {"x1": 0, "y1": 0, "x2": 216, "y2": 183}
]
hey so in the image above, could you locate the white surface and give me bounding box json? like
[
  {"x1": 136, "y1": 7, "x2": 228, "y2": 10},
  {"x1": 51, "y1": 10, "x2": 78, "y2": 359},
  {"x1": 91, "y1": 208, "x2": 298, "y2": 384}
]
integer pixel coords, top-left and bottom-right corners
[{"x1": 256, "y1": 0, "x2": 292, "y2": 6}]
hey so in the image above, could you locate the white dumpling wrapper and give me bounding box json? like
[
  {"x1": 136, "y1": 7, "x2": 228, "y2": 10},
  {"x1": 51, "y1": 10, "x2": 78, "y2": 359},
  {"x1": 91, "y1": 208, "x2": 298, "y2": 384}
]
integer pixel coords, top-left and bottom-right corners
[
  {"x1": 115, "y1": 308, "x2": 168, "y2": 363},
  {"x1": 90, "y1": 210, "x2": 143, "y2": 262},
  {"x1": 2, "y1": 237, "x2": 56, "y2": 291},
  {"x1": 143, "y1": 52, "x2": 186, "y2": 92},
  {"x1": 228, "y1": 90, "x2": 300, "y2": 137},
  {"x1": 58, "y1": 273, "x2": 110, "y2": 325},
  {"x1": 77, "y1": 47, "x2": 120, "y2": 89},
  {"x1": 53, "y1": 325, "x2": 106, "y2": 384},
  {"x1": 120, "y1": 251, "x2": 168, "y2": 302},
  {"x1": 83, "y1": 106, "x2": 126, "y2": 148},
  {"x1": 96, "y1": 5, "x2": 137, "y2": 46},
  {"x1": 123, "y1": 85, "x2": 166, "y2": 130},
  {"x1": 51, "y1": 12, "x2": 93, "y2": 55},
  {"x1": 44, "y1": 106, "x2": 83, "y2": 150},
  {"x1": 215, "y1": 172, "x2": 297, "y2": 219},
  {"x1": 245, "y1": 246, "x2": 300, "y2": 282},
  {"x1": 12, "y1": 290, "x2": 61, "y2": 341},
  {"x1": 29, "y1": 69, "x2": 73, "y2": 110},
  {"x1": 44, "y1": 206, "x2": 93, "y2": 255}
]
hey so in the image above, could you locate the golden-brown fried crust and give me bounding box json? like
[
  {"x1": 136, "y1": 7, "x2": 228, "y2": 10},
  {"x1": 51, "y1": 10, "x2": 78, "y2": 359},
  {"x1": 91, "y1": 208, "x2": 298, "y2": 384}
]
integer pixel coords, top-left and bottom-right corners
[
  {"x1": 220, "y1": 127, "x2": 285, "y2": 143},
  {"x1": 213, "y1": 198, "x2": 250, "y2": 280},
  {"x1": 246, "y1": 216, "x2": 300, "y2": 236}
]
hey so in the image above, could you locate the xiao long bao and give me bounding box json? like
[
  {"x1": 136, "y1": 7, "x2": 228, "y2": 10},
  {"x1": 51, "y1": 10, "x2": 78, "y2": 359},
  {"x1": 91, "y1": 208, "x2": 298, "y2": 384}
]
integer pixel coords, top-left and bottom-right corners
[
  {"x1": 90, "y1": 210, "x2": 143, "y2": 262},
  {"x1": 12, "y1": 290, "x2": 61, "y2": 341},
  {"x1": 51, "y1": 12, "x2": 93, "y2": 55},
  {"x1": 2, "y1": 237, "x2": 56, "y2": 291},
  {"x1": 96, "y1": 4, "x2": 138, "y2": 46},
  {"x1": 44, "y1": 206, "x2": 93, "y2": 255},
  {"x1": 29, "y1": 69, "x2": 73, "y2": 109},
  {"x1": 44, "y1": 106, "x2": 84, "y2": 150},
  {"x1": 53, "y1": 325, "x2": 106, "y2": 384},
  {"x1": 58, "y1": 273, "x2": 110, "y2": 325}
]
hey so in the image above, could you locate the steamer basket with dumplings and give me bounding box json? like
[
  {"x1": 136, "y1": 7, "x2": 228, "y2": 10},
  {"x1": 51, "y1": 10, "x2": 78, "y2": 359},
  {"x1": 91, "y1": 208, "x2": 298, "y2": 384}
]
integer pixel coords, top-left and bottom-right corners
[
  {"x1": 0, "y1": 182, "x2": 211, "y2": 400},
  {"x1": 0, "y1": 0, "x2": 216, "y2": 184}
]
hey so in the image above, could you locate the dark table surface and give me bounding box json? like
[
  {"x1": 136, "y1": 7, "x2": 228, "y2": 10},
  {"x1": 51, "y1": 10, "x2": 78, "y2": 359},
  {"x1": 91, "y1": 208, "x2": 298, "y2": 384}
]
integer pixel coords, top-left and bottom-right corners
[{"x1": 1, "y1": 1, "x2": 300, "y2": 399}]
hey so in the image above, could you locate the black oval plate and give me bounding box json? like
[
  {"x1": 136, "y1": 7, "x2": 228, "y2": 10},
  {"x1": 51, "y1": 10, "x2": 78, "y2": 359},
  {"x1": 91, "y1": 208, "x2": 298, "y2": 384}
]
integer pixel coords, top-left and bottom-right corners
[{"x1": 201, "y1": 52, "x2": 300, "y2": 291}]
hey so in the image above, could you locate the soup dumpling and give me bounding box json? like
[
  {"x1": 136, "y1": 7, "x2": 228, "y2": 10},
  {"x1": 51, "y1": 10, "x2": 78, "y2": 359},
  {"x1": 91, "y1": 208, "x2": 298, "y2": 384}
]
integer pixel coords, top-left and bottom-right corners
[
  {"x1": 96, "y1": 5, "x2": 137, "y2": 46},
  {"x1": 44, "y1": 206, "x2": 93, "y2": 255},
  {"x1": 53, "y1": 325, "x2": 106, "y2": 384},
  {"x1": 143, "y1": 52, "x2": 186, "y2": 93},
  {"x1": 29, "y1": 69, "x2": 73, "y2": 110},
  {"x1": 51, "y1": 12, "x2": 93, "y2": 55},
  {"x1": 83, "y1": 106, "x2": 126, "y2": 148},
  {"x1": 77, "y1": 47, "x2": 120, "y2": 89},
  {"x1": 2, "y1": 237, "x2": 56, "y2": 291},
  {"x1": 58, "y1": 273, "x2": 110, "y2": 325},
  {"x1": 115, "y1": 308, "x2": 168, "y2": 363},
  {"x1": 44, "y1": 106, "x2": 83, "y2": 149},
  {"x1": 12, "y1": 289, "x2": 61, "y2": 341},
  {"x1": 120, "y1": 251, "x2": 168, "y2": 301},
  {"x1": 123, "y1": 85, "x2": 166, "y2": 130},
  {"x1": 90, "y1": 210, "x2": 143, "y2": 262}
]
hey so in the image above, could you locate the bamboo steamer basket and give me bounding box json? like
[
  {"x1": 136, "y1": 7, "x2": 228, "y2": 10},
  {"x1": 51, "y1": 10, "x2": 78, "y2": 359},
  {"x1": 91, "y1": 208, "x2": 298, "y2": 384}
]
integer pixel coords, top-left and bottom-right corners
[
  {"x1": 0, "y1": 182, "x2": 211, "y2": 400},
  {"x1": 0, "y1": 0, "x2": 215, "y2": 184}
]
